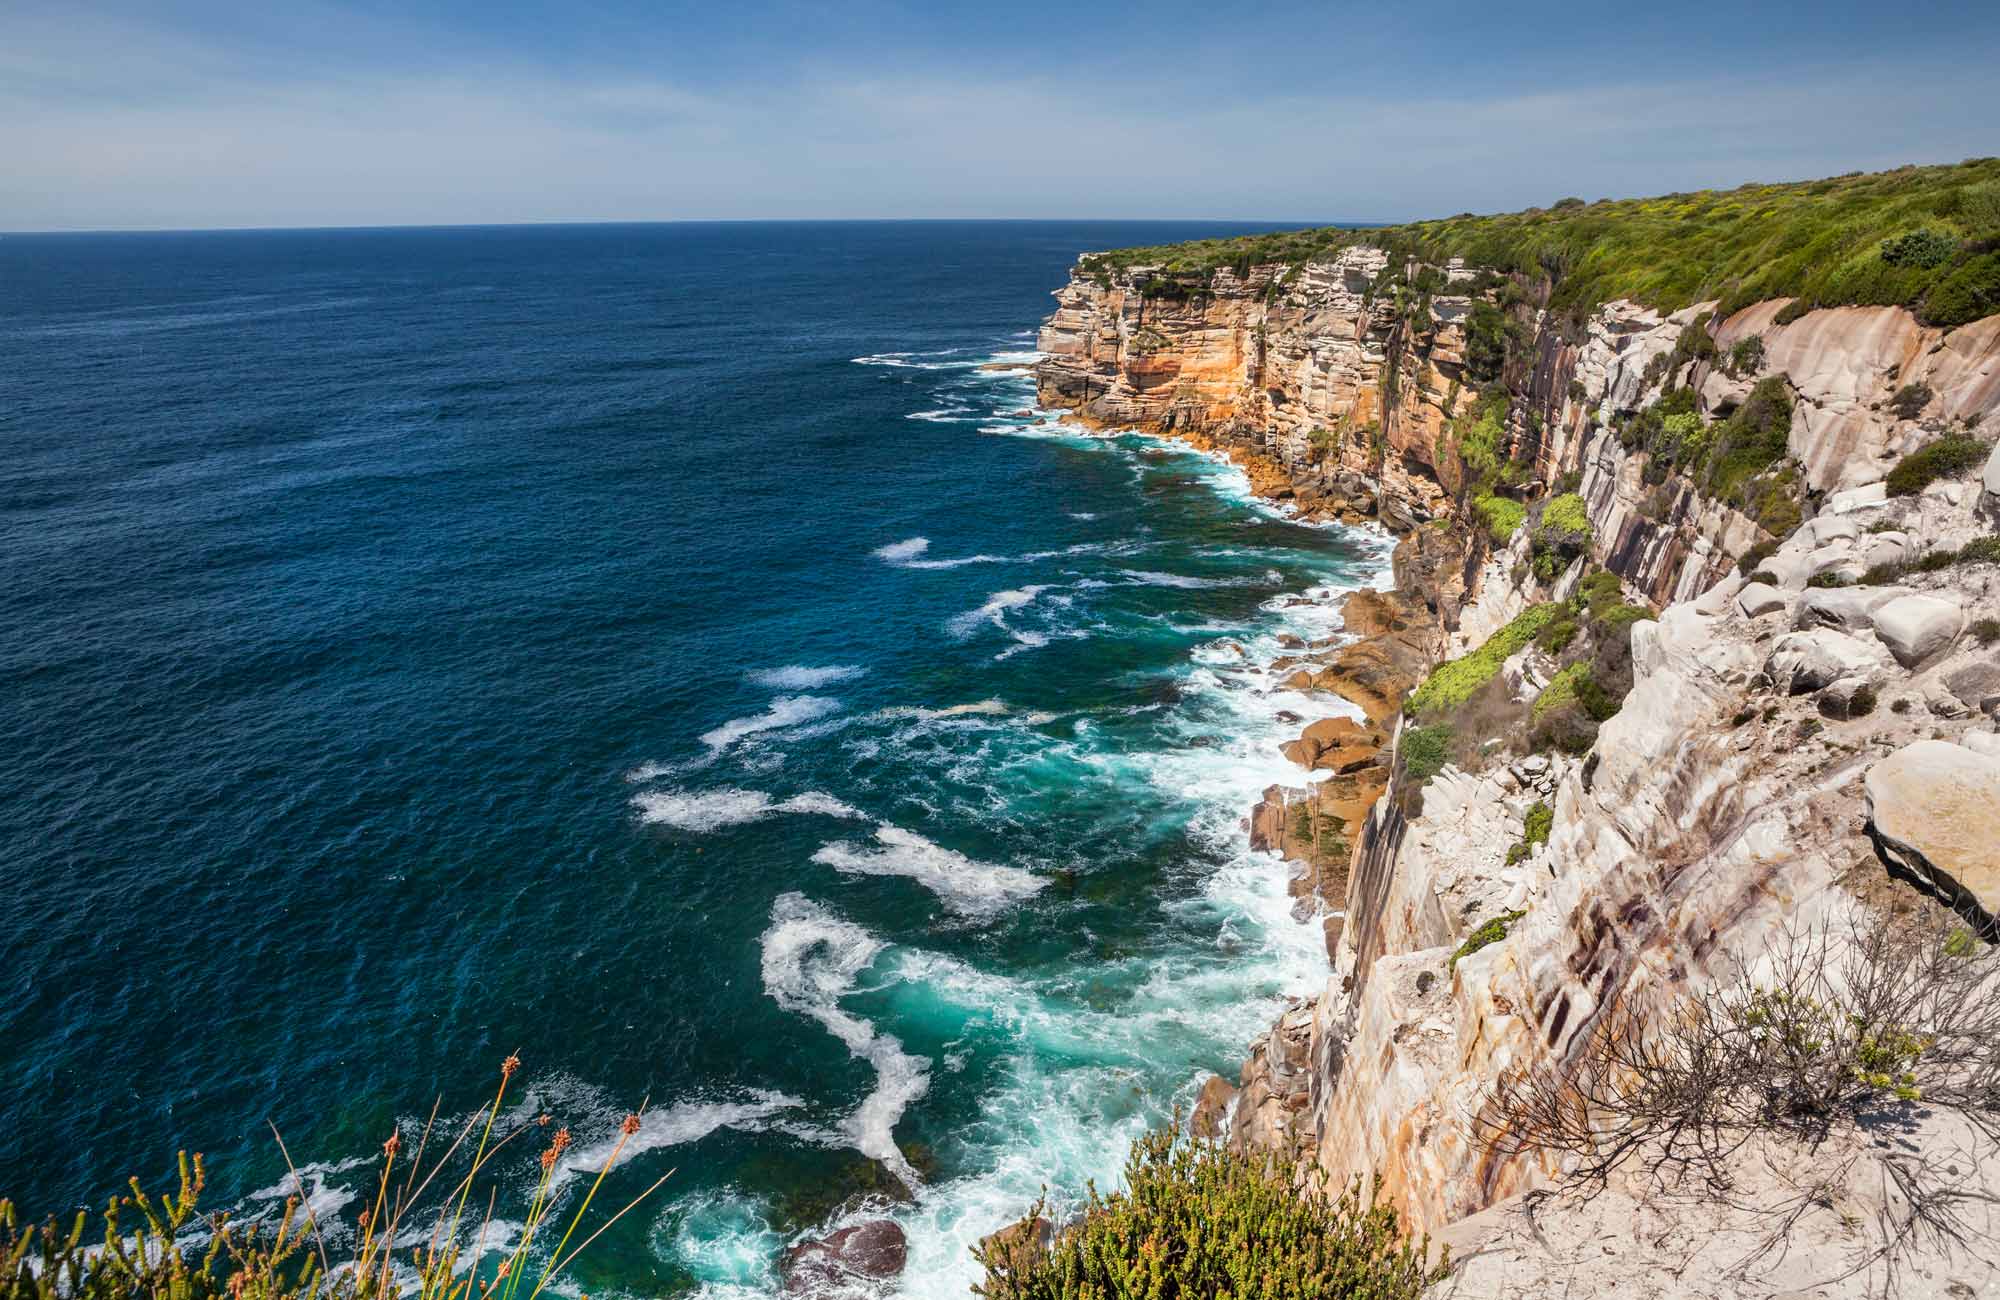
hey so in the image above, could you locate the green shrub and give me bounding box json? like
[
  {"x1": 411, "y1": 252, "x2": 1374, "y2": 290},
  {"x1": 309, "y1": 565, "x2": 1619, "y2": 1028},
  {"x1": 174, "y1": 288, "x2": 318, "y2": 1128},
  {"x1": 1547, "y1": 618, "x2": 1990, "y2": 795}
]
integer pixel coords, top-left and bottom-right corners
[
  {"x1": 1534, "y1": 662, "x2": 1593, "y2": 718},
  {"x1": 1536, "y1": 614, "x2": 1579, "y2": 654},
  {"x1": 1703, "y1": 377, "x2": 1796, "y2": 503},
  {"x1": 1408, "y1": 605, "x2": 1561, "y2": 717},
  {"x1": 1449, "y1": 910, "x2": 1526, "y2": 970},
  {"x1": 1307, "y1": 426, "x2": 1336, "y2": 458},
  {"x1": 1473, "y1": 492, "x2": 1527, "y2": 542},
  {"x1": 1076, "y1": 159, "x2": 2000, "y2": 327},
  {"x1": 1504, "y1": 799, "x2": 1555, "y2": 866},
  {"x1": 1737, "y1": 539, "x2": 1779, "y2": 575},
  {"x1": 1726, "y1": 335, "x2": 1766, "y2": 377},
  {"x1": 1807, "y1": 570, "x2": 1852, "y2": 588},
  {"x1": 1887, "y1": 382, "x2": 1934, "y2": 420},
  {"x1": 977, "y1": 1120, "x2": 1445, "y2": 1300},
  {"x1": 1400, "y1": 723, "x2": 1455, "y2": 784},
  {"x1": 1885, "y1": 434, "x2": 1991, "y2": 496},
  {"x1": 1879, "y1": 228, "x2": 1959, "y2": 268},
  {"x1": 1972, "y1": 617, "x2": 2000, "y2": 647}
]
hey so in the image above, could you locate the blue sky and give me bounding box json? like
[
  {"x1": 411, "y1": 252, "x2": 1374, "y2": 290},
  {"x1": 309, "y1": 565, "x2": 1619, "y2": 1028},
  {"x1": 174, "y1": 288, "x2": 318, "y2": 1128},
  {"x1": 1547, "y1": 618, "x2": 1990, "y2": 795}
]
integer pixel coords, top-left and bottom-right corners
[{"x1": 5, "y1": 0, "x2": 1998, "y2": 230}]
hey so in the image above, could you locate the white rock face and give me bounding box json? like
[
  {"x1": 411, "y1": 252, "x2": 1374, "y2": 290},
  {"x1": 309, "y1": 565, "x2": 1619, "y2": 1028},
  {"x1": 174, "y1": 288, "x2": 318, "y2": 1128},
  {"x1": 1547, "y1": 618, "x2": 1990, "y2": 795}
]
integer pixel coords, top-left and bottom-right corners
[
  {"x1": 1763, "y1": 629, "x2": 1890, "y2": 693},
  {"x1": 1796, "y1": 585, "x2": 1908, "y2": 632},
  {"x1": 1986, "y1": 440, "x2": 2000, "y2": 502},
  {"x1": 1735, "y1": 582, "x2": 1786, "y2": 619},
  {"x1": 1870, "y1": 594, "x2": 1964, "y2": 668}
]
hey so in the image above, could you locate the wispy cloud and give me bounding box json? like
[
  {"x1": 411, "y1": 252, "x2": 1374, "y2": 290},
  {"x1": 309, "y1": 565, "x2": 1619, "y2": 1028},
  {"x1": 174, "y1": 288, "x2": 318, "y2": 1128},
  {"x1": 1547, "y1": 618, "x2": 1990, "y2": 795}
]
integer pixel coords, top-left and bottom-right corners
[{"x1": 2, "y1": 7, "x2": 1994, "y2": 230}]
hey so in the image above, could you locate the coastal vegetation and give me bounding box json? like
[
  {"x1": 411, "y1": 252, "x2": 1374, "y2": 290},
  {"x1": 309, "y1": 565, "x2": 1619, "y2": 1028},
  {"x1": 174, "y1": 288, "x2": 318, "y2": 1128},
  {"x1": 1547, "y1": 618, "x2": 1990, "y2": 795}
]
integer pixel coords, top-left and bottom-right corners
[
  {"x1": 0, "y1": 1058, "x2": 664, "y2": 1300},
  {"x1": 974, "y1": 1120, "x2": 1444, "y2": 1300},
  {"x1": 1078, "y1": 158, "x2": 2000, "y2": 327}
]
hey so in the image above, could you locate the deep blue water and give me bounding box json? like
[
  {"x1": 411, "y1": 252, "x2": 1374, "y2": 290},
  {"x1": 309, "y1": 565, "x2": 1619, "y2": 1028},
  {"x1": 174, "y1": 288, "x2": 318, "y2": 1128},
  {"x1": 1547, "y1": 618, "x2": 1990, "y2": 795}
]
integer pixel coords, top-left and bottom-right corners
[{"x1": 0, "y1": 222, "x2": 1389, "y2": 1297}]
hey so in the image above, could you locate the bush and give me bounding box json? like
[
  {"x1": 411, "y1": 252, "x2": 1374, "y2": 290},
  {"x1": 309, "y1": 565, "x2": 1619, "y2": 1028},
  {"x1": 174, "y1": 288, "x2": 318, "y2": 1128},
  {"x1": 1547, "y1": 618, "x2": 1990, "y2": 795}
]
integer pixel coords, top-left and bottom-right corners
[
  {"x1": 1307, "y1": 426, "x2": 1336, "y2": 459},
  {"x1": 1473, "y1": 492, "x2": 1527, "y2": 543},
  {"x1": 1879, "y1": 227, "x2": 1960, "y2": 268},
  {"x1": 1737, "y1": 539, "x2": 1779, "y2": 575},
  {"x1": 1887, "y1": 382, "x2": 1934, "y2": 420},
  {"x1": 1972, "y1": 616, "x2": 2000, "y2": 646},
  {"x1": 1449, "y1": 910, "x2": 1526, "y2": 971},
  {"x1": 1506, "y1": 800, "x2": 1555, "y2": 865},
  {"x1": 1400, "y1": 723, "x2": 1454, "y2": 784},
  {"x1": 1885, "y1": 433, "x2": 1991, "y2": 496},
  {"x1": 1533, "y1": 662, "x2": 1593, "y2": 719},
  {"x1": 1408, "y1": 605, "x2": 1562, "y2": 717},
  {"x1": 1725, "y1": 334, "x2": 1766, "y2": 377},
  {"x1": 1488, "y1": 911, "x2": 2000, "y2": 1282},
  {"x1": 976, "y1": 1120, "x2": 1444, "y2": 1300}
]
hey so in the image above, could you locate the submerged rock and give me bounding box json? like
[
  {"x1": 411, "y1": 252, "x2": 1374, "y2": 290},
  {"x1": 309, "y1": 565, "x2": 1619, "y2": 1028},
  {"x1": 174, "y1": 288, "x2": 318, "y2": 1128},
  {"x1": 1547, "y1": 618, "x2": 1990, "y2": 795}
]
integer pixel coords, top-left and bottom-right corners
[{"x1": 782, "y1": 1220, "x2": 908, "y2": 1295}]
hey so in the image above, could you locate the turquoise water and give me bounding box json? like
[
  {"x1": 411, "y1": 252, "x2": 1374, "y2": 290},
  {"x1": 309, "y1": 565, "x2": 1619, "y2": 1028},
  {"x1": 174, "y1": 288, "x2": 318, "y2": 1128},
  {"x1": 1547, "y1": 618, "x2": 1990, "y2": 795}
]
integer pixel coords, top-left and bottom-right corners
[{"x1": 0, "y1": 223, "x2": 1390, "y2": 1296}]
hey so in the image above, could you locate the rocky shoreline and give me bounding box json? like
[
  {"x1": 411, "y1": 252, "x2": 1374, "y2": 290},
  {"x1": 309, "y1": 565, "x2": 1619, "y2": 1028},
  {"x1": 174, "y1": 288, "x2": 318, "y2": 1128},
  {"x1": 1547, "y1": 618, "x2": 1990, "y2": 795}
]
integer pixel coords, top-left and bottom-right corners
[{"x1": 1021, "y1": 236, "x2": 2000, "y2": 1296}]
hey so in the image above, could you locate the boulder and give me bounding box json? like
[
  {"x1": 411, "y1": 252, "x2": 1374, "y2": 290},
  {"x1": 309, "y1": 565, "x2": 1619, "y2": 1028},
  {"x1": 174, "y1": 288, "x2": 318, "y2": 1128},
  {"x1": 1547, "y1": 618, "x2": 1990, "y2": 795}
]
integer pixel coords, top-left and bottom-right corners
[
  {"x1": 1865, "y1": 739, "x2": 2000, "y2": 931},
  {"x1": 1763, "y1": 629, "x2": 1889, "y2": 695},
  {"x1": 1966, "y1": 731, "x2": 2000, "y2": 759},
  {"x1": 1869, "y1": 594, "x2": 1964, "y2": 668},
  {"x1": 1826, "y1": 481, "x2": 1889, "y2": 513},
  {"x1": 1190, "y1": 1074, "x2": 1238, "y2": 1139},
  {"x1": 783, "y1": 1221, "x2": 908, "y2": 1294},
  {"x1": 1736, "y1": 581, "x2": 1787, "y2": 619},
  {"x1": 1945, "y1": 662, "x2": 2000, "y2": 716},
  {"x1": 1796, "y1": 585, "x2": 1906, "y2": 633},
  {"x1": 1986, "y1": 441, "x2": 2000, "y2": 501}
]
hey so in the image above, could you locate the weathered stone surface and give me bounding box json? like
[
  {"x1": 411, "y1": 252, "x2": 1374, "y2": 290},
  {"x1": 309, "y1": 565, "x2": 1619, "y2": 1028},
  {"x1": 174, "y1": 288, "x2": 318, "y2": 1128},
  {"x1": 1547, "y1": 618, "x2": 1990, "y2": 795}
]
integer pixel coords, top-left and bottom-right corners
[
  {"x1": 1795, "y1": 584, "x2": 1907, "y2": 632},
  {"x1": 1865, "y1": 739, "x2": 2000, "y2": 928},
  {"x1": 1762, "y1": 629, "x2": 1889, "y2": 694},
  {"x1": 1986, "y1": 439, "x2": 2000, "y2": 504},
  {"x1": 1946, "y1": 661, "x2": 2000, "y2": 713},
  {"x1": 1869, "y1": 593, "x2": 1964, "y2": 668},
  {"x1": 1735, "y1": 581, "x2": 1786, "y2": 619}
]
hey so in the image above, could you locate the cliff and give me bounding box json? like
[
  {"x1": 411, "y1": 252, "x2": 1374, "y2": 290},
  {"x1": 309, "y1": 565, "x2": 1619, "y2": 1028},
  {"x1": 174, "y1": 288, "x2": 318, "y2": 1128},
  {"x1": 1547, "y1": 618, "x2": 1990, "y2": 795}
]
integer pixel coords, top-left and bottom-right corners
[{"x1": 1034, "y1": 165, "x2": 2000, "y2": 1296}]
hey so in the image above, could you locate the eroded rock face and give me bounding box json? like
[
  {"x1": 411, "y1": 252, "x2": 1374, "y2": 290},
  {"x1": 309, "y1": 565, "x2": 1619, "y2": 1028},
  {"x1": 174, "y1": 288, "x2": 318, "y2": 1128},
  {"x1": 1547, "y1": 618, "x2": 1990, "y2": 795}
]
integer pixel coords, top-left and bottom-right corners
[{"x1": 1865, "y1": 739, "x2": 2000, "y2": 930}]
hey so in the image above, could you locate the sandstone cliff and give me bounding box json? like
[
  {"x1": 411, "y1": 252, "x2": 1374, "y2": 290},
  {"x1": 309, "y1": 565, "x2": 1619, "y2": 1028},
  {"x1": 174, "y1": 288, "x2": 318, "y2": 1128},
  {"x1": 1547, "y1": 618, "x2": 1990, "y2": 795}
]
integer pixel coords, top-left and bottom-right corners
[{"x1": 1036, "y1": 243, "x2": 2000, "y2": 1296}]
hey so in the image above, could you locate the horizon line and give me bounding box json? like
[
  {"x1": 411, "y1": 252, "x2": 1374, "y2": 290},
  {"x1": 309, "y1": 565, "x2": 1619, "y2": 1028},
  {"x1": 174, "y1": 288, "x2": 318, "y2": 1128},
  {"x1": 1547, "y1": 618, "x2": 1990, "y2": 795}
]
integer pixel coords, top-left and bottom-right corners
[{"x1": 0, "y1": 216, "x2": 1390, "y2": 238}]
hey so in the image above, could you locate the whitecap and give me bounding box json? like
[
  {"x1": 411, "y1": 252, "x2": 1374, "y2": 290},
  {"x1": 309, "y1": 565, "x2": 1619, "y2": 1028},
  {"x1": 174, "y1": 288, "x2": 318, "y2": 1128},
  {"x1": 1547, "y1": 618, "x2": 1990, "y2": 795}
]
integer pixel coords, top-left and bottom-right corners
[
  {"x1": 876, "y1": 699, "x2": 1010, "y2": 722},
  {"x1": 873, "y1": 536, "x2": 931, "y2": 563},
  {"x1": 631, "y1": 787, "x2": 864, "y2": 831},
  {"x1": 811, "y1": 824, "x2": 1045, "y2": 918},
  {"x1": 747, "y1": 664, "x2": 865, "y2": 690},
  {"x1": 945, "y1": 586, "x2": 1047, "y2": 640},
  {"x1": 759, "y1": 894, "x2": 928, "y2": 1189},
  {"x1": 699, "y1": 695, "x2": 841, "y2": 751},
  {"x1": 549, "y1": 1090, "x2": 801, "y2": 1193}
]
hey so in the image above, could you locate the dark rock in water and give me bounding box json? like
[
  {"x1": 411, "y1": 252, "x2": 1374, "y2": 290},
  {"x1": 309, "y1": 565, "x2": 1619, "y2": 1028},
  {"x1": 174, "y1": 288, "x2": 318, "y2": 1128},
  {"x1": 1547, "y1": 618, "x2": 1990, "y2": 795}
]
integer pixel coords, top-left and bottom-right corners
[
  {"x1": 1009, "y1": 409, "x2": 1034, "y2": 418},
  {"x1": 783, "y1": 1220, "x2": 909, "y2": 1294},
  {"x1": 1276, "y1": 710, "x2": 1304, "y2": 724},
  {"x1": 1276, "y1": 633, "x2": 1306, "y2": 649}
]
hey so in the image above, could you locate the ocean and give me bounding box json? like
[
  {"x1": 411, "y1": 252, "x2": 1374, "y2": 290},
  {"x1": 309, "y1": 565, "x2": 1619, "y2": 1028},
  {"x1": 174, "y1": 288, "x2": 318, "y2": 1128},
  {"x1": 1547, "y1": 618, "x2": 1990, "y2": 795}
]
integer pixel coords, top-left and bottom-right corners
[{"x1": 0, "y1": 221, "x2": 1390, "y2": 1296}]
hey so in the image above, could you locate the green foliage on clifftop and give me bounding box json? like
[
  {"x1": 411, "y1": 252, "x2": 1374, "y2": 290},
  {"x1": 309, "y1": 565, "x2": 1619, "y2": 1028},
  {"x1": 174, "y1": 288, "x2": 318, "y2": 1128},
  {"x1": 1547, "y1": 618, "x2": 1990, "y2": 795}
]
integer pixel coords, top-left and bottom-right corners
[
  {"x1": 1408, "y1": 604, "x2": 1560, "y2": 718},
  {"x1": 975, "y1": 1120, "x2": 1443, "y2": 1300},
  {"x1": 1078, "y1": 158, "x2": 2000, "y2": 327}
]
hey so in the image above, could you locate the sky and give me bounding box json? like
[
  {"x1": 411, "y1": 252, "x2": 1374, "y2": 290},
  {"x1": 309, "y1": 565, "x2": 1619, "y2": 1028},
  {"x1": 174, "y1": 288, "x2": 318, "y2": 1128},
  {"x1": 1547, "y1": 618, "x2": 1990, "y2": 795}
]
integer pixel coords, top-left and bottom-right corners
[{"x1": 5, "y1": 0, "x2": 1999, "y2": 231}]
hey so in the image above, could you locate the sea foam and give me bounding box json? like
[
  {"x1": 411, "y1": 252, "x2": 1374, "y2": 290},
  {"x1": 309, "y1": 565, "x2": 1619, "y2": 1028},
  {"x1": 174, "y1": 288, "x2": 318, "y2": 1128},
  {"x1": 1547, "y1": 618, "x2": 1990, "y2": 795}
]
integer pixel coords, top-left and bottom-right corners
[
  {"x1": 759, "y1": 893, "x2": 928, "y2": 1189},
  {"x1": 811, "y1": 824, "x2": 1046, "y2": 918},
  {"x1": 698, "y1": 695, "x2": 841, "y2": 751},
  {"x1": 631, "y1": 787, "x2": 863, "y2": 831}
]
